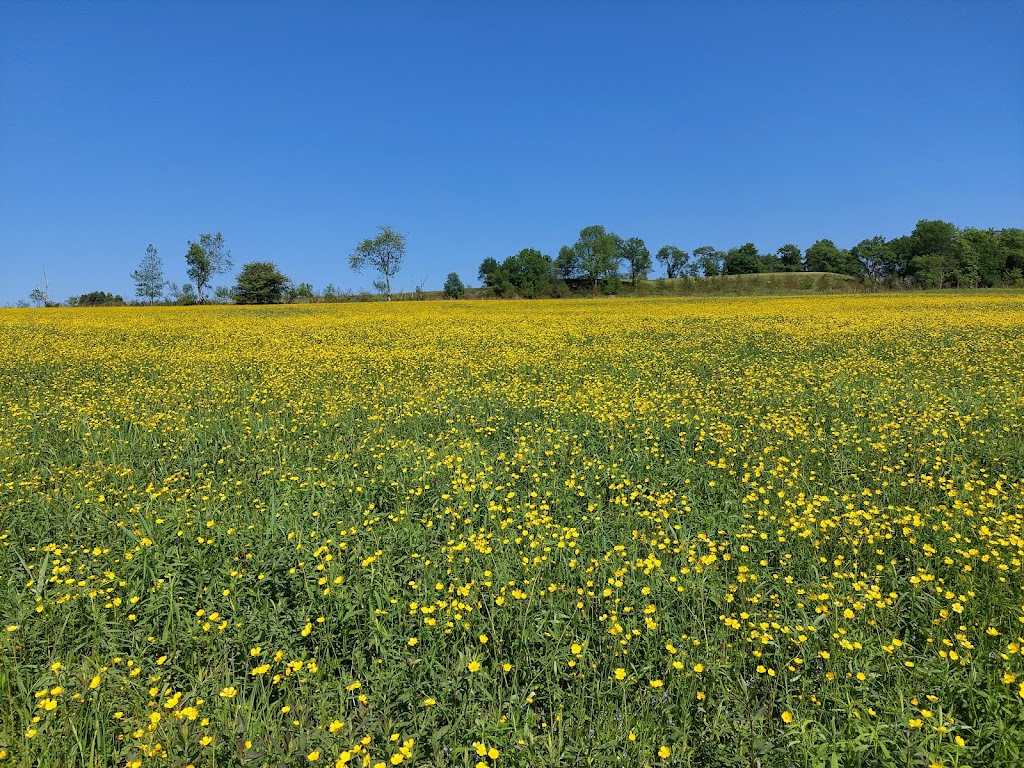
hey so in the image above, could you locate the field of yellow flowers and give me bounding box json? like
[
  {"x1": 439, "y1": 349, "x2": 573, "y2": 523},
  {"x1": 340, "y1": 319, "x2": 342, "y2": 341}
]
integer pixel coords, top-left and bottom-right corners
[{"x1": 2, "y1": 294, "x2": 1023, "y2": 767}]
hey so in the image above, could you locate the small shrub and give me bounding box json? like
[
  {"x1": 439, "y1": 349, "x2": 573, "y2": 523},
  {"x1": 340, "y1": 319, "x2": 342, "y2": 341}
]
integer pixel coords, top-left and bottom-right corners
[{"x1": 443, "y1": 272, "x2": 466, "y2": 299}]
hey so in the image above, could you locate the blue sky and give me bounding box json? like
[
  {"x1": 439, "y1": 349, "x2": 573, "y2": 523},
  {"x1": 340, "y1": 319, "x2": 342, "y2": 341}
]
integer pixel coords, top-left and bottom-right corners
[{"x1": 1, "y1": 1, "x2": 1022, "y2": 304}]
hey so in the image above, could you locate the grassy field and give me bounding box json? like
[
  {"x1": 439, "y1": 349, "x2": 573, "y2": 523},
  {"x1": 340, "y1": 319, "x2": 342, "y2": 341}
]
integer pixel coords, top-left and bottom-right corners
[{"x1": 1, "y1": 294, "x2": 1023, "y2": 767}]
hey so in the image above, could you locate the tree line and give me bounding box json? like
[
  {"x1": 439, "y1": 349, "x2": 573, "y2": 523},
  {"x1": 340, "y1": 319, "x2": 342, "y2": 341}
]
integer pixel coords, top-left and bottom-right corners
[
  {"x1": 18, "y1": 218, "x2": 1024, "y2": 307},
  {"x1": 479, "y1": 220, "x2": 1024, "y2": 298}
]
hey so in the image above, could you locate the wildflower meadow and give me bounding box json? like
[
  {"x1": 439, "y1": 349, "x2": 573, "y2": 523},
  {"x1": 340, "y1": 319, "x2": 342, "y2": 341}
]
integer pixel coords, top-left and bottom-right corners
[{"x1": 1, "y1": 293, "x2": 1023, "y2": 767}]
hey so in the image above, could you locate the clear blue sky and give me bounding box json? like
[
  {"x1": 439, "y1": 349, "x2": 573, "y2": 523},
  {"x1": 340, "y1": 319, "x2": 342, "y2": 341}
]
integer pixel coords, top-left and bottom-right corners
[{"x1": 2, "y1": 1, "x2": 1022, "y2": 304}]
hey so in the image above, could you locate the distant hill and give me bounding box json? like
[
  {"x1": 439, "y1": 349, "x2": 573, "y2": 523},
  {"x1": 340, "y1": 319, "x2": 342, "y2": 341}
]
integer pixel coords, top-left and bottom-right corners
[{"x1": 633, "y1": 272, "x2": 862, "y2": 297}]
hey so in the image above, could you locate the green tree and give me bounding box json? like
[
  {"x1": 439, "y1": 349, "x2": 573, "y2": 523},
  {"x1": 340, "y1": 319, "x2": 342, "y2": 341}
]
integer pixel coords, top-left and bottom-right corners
[
  {"x1": 185, "y1": 233, "x2": 232, "y2": 303},
  {"x1": 184, "y1": 243, "x2": 208, "y2": 299},
  {"x1": 804, "y1": 239, "x2": 860, "y2": 275},
  {"x1": 621, "y1": 238, "x2": 652, "y2": 285},
  {"x1": 886, "y1": 236, "x2": 915, "y2": 282},
  {"x1": 166, "y1": 282, "x2": 197, "y2": 305},
  {"x1": 179, "y1": 284, "x2": 197, "y2": 304},
  {"x1": 724, "y1": 243, "x2": 762, "y2": 275},
  {"x1": 951, "y1": 234, "x2": 980, "y2": 288},
  {"x1": 131, "y1": 244, "x2": 165, "y2": 303},
  {"x1": 289, "y1": 283, "x2": 315, "y2": 302},
  {"x1": 478, "y1": 257, "x2": 513, "y2": 296},
  {"x1": 72, "y1": 291, "x2": 125, "y2": 307},
  {"x1": 655, "y1": 246, "x2": 688, "y2": 278},
  {"x1": 233, "y1": 261, "x2": 290, "y2": 304},
  {"x1": 909, "y1": 219, "x2": 958, "y2": 287},
  {"x1": 777, "y1": 244, "x2": 803, "y2": 272},
  {"x1": 348, "y1": 225, "x2": 406, "y2": 300},
  {"x1": 556, "y1": 225, "x2": 622, "y2": 292},
  {"x1": 999, "y1": 228, "x2": 1024, "y2": 284},
  {"x1": 443, "y1": 272, "x2": 466, "y2": 299},
  {"x1": 478, "y1": 257, "x2": 500, "y2": 285},
  {"x1": 691, "y1": 246, "x2": 723, "y2": 277},
  {"x1": 850, "y1": 236, "x2": 895, "y2": 282},
  {"x1": 503, "y1": 248, "x2": 552, "y2": 297},
  {"x1": 958, "y1": 228, "x2": 1004, "y2": 287},
  {"x1": 759, "y1": 250, "x2": 783, "y2": 273},
  {"x1": 911, "y1": 219, "x2": 957, "y2": 259}
]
